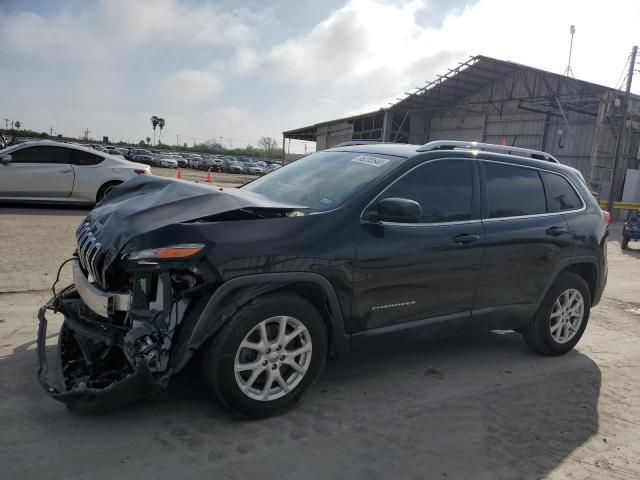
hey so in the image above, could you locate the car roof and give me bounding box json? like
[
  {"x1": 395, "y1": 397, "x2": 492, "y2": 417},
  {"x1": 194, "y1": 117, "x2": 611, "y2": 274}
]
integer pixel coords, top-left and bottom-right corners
[
  {"x1": 325, "y1": 143, "x2": 419, "y2": 157},
  {"x1": 7, "y1": 139, "x2": 105, "y2": 156},
  {"x1": 324, "y1": 142, "x2": 579, "y2": 177}
]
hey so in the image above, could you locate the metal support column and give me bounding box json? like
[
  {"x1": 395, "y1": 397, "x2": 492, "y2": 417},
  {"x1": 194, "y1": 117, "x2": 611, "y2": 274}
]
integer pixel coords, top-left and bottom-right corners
[{"x1": 608, "y1": 45, "x2": 637, "y2": 212}]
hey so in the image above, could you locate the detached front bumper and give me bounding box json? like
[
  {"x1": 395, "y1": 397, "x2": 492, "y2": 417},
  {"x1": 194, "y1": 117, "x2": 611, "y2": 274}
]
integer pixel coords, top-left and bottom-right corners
[
  {"x1": 71, "y1": 258, "x2": 130, "y2": 317},
  {"x1": 37, "y1": 283, "x2": 167, "y2": 410}
]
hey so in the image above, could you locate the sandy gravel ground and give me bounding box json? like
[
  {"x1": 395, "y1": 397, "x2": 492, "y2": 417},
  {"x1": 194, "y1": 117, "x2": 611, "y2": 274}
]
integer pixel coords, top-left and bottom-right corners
[{"x1": 1, "y1": 191, "x2": 639, "y2": 479}]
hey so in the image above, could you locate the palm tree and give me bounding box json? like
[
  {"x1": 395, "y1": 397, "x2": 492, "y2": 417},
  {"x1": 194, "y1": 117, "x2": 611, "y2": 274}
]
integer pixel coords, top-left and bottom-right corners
[
  {"x1": 157, "y1": 118, "x2": 165, "y2": 144},
  {"x1": 14, "y1": 121, "x2": 21, "y2": 130},
  {"x1": 146, "y1": 137, "x2": 151, "y2": 146},
  {"x1": 150, "y1": 116, "x2": 159, "y2": 145}
]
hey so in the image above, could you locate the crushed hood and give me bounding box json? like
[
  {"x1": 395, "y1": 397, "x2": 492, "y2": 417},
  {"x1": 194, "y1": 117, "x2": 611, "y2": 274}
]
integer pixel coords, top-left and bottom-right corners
[{"x1": 83, "y1": 175, "x2": 303, "y2": 257}]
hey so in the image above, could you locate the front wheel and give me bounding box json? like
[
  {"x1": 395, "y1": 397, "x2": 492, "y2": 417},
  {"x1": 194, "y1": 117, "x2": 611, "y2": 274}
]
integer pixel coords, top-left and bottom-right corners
[
  {"x1": 523, "y1": 272, "x2": 591, "y2": 355},
  {"x1": 201, "y1": 291, "x2": 328, "y2": 418}
]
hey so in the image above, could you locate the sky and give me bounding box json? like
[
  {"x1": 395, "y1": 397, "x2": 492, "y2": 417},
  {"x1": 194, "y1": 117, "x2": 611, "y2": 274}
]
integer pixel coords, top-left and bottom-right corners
[{"x1": 1, "y1": 0, "x2": 639, "y2": 153}]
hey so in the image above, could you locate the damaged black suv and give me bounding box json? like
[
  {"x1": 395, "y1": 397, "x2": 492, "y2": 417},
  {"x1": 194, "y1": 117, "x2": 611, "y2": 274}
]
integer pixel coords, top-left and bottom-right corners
[{"x1": 38, "y1": 140, "x2": 608, "y2": 418}]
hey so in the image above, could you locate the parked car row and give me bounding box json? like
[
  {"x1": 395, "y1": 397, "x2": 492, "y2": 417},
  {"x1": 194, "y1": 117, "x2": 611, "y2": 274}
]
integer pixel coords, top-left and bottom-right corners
[
  {"x1": 196, "y1": 155, "x2": 282, "y2": 175},
  {"x1": 83, "y1": 144, "x2": 284, "y2": 175},
  {"x1": 88, "y1": 145, "x2": 282, "y2": 175}
]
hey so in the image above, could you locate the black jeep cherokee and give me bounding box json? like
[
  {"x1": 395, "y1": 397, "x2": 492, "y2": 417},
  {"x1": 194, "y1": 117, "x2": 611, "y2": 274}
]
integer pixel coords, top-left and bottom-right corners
[{"x1": 38, "y1": 140, "x2": 608, "y2": 418}]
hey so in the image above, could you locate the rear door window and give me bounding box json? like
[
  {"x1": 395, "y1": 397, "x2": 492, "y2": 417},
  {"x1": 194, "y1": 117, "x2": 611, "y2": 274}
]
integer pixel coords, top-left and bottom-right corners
[
  {"x1": 482, "y1": 162, "x2": 547, "y2": 218},
  {"x1": 540, "y1": 171, "x2": 583, "y2": 212}
]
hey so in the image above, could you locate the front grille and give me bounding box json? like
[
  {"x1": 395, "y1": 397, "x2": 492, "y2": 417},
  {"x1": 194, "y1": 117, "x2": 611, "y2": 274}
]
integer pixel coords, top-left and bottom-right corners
[{"x1": 76, "y1": 220, "x2": 104, "y2": 286}]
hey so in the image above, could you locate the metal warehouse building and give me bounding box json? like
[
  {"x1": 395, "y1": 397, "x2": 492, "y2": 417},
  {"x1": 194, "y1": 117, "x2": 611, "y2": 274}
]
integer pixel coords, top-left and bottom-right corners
[{"x1": 283, "y1": 55, "x2": 640, "y2": 201}]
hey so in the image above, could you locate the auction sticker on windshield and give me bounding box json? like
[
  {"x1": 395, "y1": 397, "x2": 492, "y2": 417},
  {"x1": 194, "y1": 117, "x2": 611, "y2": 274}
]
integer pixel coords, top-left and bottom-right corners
[{"x1": 351, "y1": 155, "x2": 390, "y2": 167}]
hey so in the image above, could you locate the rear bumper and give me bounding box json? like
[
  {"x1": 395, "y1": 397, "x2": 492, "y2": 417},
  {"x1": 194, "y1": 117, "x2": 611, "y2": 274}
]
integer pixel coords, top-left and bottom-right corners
[{"x1": 37, "y1": 286, "x2": 166, "y2": 410}]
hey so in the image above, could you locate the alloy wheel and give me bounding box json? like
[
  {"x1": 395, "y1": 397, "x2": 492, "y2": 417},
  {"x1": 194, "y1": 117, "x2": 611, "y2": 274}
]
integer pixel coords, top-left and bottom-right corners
[
  {"x1": 549, "y1": 288, "x2": 584, "y2": 344},
  {"x1": 234, "y1": 316, "x2": 312, "y2": 401}
]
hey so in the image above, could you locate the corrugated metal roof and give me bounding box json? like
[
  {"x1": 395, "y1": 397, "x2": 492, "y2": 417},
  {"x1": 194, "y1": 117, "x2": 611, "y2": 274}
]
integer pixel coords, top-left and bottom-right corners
[
  {"x1": 391, "y1": 55, "x2": 629, "y2": 111},
  {"x1": 283, "y1": 54, "x2": 638, "y2": 141}
]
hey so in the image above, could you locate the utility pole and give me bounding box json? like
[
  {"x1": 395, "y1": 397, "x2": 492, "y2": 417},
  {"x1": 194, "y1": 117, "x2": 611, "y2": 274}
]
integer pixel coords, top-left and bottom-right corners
[
  {"x1": 563, "y1": 25, "x2": 576, "y2": 78},
  {"x1": 608, "y1": 45, "x2": 637, "y2": 213},
  {"x1": 3, "y1": 119, "x2": 8, "y2": 130},
  {"x1": 176, "y1": 134, "x2": 179, "y2": 148},
  {"x1": 83, "y1": 128, "x2": 90, "y2": 141},
  {"x1": 49, "y1": 127, "x2": 54, "y2": 136},
  {"x1": 10, "y1": 121, "x2": 14, "y2": 129}
]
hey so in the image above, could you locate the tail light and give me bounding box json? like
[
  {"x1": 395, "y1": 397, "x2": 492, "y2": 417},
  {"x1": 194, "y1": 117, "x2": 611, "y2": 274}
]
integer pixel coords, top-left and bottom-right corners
[
  {"x1": 603, "y1": 210, "x2": 612, "y2": 224},
  {"x1": 134, "y1": 169, "x2": 148, "y2": 175}
]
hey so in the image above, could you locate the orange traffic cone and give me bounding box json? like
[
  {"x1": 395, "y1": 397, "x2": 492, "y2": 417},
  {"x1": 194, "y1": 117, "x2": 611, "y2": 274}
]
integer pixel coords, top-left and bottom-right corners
[
  {"x1": 205, "y1": 168, "x2": 212, "y2": 183},
  {"x1": 176, "y1": 167, "x2": 183, "y2": 180}
]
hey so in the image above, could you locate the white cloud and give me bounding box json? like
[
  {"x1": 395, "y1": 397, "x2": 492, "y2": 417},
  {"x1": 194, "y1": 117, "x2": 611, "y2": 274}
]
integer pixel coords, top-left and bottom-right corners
[
  {"x1": 161, "y1": 70, "x2": 223, "y2": 101},
  {"x1": 254, "y1": 0, "x2": 640, "y2": 113},
  {"x1": 0, "y1": 0, "x2": 256, "y2": 66}
]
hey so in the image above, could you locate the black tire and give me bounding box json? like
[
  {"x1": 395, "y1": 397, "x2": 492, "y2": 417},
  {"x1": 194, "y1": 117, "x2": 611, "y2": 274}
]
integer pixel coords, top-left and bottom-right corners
[
  {"x1": 522, "y1": 272, "x2": 591, "y2": 356},
  {"x1": 201, "y1": 291, "x2": 328, "y2": 418},
  {"x1": 621, "y1": 236, "x2": 629, "y2": 250},
  {"x1": 96, "y1": 181, "x2": 122, "y2": 203}
]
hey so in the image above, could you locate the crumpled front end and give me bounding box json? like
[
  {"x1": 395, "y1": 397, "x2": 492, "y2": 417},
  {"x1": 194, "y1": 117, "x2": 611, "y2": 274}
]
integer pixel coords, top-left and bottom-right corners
[
  {"x1": 37, "y1": 175, "x2": 303, "y2": 410},
  {"x1": 37, "y1": 258, "x2": 200, "y2": 410}
]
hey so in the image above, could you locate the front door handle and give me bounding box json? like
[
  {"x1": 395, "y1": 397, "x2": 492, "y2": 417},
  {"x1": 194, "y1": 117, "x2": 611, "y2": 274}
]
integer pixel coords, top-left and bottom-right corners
[
  {"x1": 452, "y1": 234, "x2": 480, "y2": 245},
  {"x1": 545, "y1": 226, "x2": 567, "y2": 236},
  {"x1": 58, "y1": 169, "x2": 72, "y2": 173}
]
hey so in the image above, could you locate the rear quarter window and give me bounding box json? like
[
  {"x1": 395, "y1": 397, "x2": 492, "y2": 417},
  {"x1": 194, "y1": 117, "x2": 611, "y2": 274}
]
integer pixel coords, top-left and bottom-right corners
[
  {"x1": 540, "y1": 171, "x2": 583, "y2": 212},
  {"x1": 72, "y1": 150, "x2": 104, "y2": 166}
]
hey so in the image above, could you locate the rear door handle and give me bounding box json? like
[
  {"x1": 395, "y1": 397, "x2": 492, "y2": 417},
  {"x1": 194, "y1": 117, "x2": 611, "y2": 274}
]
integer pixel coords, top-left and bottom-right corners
[
  {"x1": 545, "y1": 226, "x2": 567, "y2": 236},
  {"x1": 452, "y1": 234, "x2": 480, "y2": 245},
  {"x1": 58, "y1": 169, "x2": 72, "y2": 173}
]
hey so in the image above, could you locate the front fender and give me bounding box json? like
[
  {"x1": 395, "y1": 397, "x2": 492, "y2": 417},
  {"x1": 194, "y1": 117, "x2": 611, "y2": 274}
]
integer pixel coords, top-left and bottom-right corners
[{"x1": 173, "y1": 272, "x2": 350, "y2": 371}]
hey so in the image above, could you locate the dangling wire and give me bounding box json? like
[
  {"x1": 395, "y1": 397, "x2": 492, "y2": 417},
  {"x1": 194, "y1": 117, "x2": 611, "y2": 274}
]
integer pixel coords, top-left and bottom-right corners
[{"x1": 51, "y1": 258, "x2": 76, "y2": 297}]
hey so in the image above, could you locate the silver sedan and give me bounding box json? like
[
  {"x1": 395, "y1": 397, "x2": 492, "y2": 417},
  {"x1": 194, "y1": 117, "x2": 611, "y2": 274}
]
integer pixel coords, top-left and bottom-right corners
[{"x1": 0, "y1": 140, "x2": 150, "y2": 205}]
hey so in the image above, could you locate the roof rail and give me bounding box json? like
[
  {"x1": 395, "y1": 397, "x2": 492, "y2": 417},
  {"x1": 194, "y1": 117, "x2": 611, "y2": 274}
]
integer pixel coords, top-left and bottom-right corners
[
  {"x1": 416, "y1": 140, "x2": 559, "y2": 163},
  {"x1": 331, "y1": 140, "x2": 385, "y2": 148}
]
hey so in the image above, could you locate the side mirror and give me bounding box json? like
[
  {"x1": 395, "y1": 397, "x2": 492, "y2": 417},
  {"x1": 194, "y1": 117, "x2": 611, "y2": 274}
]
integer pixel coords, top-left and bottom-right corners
[
  {"x1": 0, "y1": 155, "x2": 11, "y2": 165},
  {"x1": 370, "y1": 197, "x2": 422, "y2": 224}
]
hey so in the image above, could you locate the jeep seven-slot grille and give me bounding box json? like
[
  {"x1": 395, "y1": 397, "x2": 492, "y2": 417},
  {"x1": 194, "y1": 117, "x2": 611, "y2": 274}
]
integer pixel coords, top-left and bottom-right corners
[{"x1": 76, "y1": 220, "x2": 103, "y2": 286}]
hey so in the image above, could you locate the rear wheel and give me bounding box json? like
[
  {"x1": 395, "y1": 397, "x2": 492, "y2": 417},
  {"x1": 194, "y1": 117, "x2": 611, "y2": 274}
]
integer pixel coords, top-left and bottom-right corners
[
  {"x1": 96, "y1": 182, "x2": 122, "y2": 203},
  {"x1": 622, "y1": 236, "x2": 630, "y2": 250},
  {"x1": 523, "y1": 272, "x2": 590, "y2": 355},
  {"x1": 201, "y1": 291, "x2": 328, "y2": 418},
  {"x1": 96, "y1": 181, "x2": 122, "y2": 203}
]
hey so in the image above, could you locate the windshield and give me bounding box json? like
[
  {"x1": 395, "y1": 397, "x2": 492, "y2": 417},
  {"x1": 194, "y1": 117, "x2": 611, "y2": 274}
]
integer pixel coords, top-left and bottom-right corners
[{"x1": 242, "y1": 150, "x2": 404, "y2": 212}]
